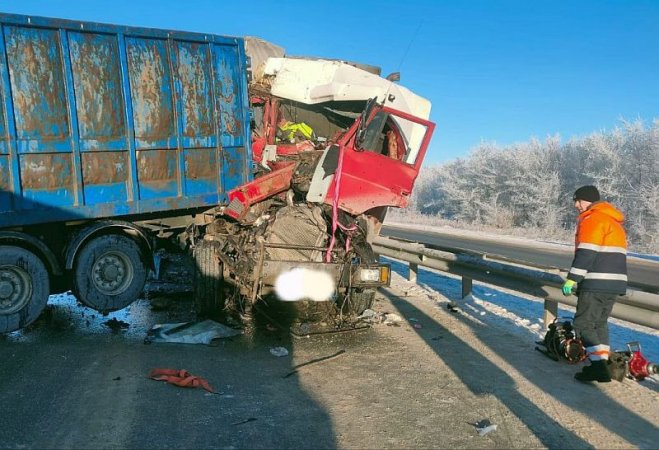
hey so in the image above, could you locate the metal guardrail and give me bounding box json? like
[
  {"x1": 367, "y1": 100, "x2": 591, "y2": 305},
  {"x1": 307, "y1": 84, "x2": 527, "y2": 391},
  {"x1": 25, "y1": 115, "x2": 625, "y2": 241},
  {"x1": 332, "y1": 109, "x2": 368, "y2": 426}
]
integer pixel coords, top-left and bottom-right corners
[{"x1": 373, "y1": 236, "x2": 659, "y2": 330}]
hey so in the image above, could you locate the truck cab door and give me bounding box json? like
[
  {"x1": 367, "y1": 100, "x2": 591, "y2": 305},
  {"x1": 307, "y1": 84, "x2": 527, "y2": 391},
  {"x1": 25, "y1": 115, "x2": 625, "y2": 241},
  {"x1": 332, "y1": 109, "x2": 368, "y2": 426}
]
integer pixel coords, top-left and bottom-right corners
[{"x1": 325, "y1": 104, "x2": 435, "y2": 215}]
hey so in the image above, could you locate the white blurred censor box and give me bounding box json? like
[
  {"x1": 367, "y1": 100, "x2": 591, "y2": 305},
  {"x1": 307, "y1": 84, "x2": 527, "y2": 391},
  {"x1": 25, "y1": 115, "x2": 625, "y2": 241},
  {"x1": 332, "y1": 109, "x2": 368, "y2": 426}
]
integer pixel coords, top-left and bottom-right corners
[{"x1": 274, "y1": 268, "x2": 336, "y2": 302}]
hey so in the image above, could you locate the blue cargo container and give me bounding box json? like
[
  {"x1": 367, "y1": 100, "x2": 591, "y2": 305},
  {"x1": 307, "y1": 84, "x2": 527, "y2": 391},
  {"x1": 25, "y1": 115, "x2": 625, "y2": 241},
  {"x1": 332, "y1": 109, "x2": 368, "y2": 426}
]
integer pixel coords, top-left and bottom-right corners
[
  {"x1": 0, "y1": 12, "x2": 252, "y2": 226},
  {"x1": 0, "y1": 13, "x2": 252, "y2": 333}
]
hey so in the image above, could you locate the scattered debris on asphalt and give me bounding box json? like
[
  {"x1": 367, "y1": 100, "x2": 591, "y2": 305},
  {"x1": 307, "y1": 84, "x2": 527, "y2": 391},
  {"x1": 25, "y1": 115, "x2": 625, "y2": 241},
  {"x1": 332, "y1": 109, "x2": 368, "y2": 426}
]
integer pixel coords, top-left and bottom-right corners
[
  {"x1": 148, "y1": 368, "x2": 216, "y2": 393},
  {"x1": 473, "y1": 419, "x2": 497, "y2": 436},
  {"x1": 283, "y1": 349, "x2": 346, "y2": 378},
  {"x1": 270, "y1": 346, "x2": 289, "y2": 357},
  {"x1": 148, "y1": 296, "x2": 171, "y2": 311},
  {"x1": 357, "y1": 309, "x2": 378, "y2": 321},
  {"x1": 357, "y1": 310, "x2": 407, "y2": 327},
  {"x1": 383, "y1": 313, "x2": 403, "y2": 326},
  {"x1": 232, "y1": 418, "x2": 257, "y2": 426},
  {"x1": 144, "y1": 319, "x2": 242, "y2": 345},
  {"x1": 103, "y1": 318, "x2": 129, "y2": 332}
]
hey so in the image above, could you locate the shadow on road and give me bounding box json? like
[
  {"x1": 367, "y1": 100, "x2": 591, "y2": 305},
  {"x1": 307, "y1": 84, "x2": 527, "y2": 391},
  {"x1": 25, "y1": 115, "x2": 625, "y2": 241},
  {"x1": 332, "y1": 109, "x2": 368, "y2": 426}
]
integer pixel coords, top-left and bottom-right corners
[
  {"x1": 379, "y1": 288, "x2": 592, "y2": 448},
  {"x1": 0, "y1": 291, "x2": 338, "y2": 449},
  {"x1": 384, "y1": 262, "x2": 659, "y2": 448}
]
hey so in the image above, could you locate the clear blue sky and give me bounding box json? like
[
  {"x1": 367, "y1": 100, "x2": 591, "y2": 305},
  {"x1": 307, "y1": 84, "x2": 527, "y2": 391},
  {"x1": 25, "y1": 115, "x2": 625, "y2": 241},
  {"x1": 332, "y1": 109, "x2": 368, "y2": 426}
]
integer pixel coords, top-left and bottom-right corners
[{"x1": 2, "y1": 0, "x2": 658, "y2": 164}]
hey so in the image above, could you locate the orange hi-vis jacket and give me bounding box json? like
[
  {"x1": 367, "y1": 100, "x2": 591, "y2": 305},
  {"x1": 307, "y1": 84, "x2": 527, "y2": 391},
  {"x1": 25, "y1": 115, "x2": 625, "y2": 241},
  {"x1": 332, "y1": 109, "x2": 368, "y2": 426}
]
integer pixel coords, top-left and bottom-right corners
[{"x1": 567, "y1": 201, "x2": 627, "y2": 294}]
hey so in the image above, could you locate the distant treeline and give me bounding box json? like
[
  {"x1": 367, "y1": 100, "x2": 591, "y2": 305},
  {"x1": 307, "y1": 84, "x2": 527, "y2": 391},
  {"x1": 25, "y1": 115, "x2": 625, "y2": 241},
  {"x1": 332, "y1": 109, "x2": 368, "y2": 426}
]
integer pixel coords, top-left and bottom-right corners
[{"x1": 405, "y1": 119, "x2": 659, "y2": 253}]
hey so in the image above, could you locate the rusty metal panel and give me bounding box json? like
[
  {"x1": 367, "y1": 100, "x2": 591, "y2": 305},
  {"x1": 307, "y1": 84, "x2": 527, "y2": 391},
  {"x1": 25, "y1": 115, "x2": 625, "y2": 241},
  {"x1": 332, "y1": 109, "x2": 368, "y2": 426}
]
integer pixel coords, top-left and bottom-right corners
[
  {"x1": 19, "y1": 153, "x2": 74, "y2": 207},
  {"x1": 136, "y1": 149, "x2": 178, "y2": 199},
  {"x1": 0, "y1": 156, "x2": 10, "y2": 191},
  {"x1": 223, "y1": 146, "x2": 248, "y2": 192},
  {"x1": 213, "y1": 44, "x2": 244, "y2": 148},
  {"x1": 68, "y1": 31, "x2": 126, "y2": 151},
  {"x1": 174, "y1": 41, "x2": 214, "y2": 147},
  {"x1": 0, "y1": 75, "x2": 6, "y2": 155},
  {"x1": 0, "y1": 156, "x2": 11, "y2": 210},
  {"x1": 81, "y1": 152, "x2": 128, "y2": 204},
  {"x1": 0, "y1": 12, "x2": 252, "y2": 228},
  {"x1": 4, "y1": 26, "x2": 70, "y2": 152},
  {"x1": 126, "y1": 37, "x2": 176, "y2": 150},
  {"x1": 183, "y1": 148, "x2": 217, "y2": 195}
]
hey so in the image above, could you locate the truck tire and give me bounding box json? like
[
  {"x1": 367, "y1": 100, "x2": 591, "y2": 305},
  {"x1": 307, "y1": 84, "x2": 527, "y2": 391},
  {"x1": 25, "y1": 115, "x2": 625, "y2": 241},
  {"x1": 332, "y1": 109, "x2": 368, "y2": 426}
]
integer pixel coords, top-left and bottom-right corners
[
  {"x1": 193, "y1": 240, "x2": 225, "y2": 317},
  {"x1": 73, "y1": 234, "x2": 147, "y2": 313},
  {"x1": 0, "y1": 246, "x2": 50, "y2": 333},
  {"x1": 342, "y1": 240, "x2": 378, "y2": 315},
  {"x1": 345, "y1": 288, "x2": 376, "y2": 315}
]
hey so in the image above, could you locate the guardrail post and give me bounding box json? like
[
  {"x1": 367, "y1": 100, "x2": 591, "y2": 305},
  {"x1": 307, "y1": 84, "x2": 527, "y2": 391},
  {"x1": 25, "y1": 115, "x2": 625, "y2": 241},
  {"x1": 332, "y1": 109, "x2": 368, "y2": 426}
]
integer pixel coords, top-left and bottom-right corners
[
  {"x1": 543, "y1": 299, "x2": 558, "y2": 329},
  {"x1": 409, "y1": 263, "x2": 418, "y2": 283},
  {"x1": 462, "y1": 277, "x2": 473, "y2": 298}
]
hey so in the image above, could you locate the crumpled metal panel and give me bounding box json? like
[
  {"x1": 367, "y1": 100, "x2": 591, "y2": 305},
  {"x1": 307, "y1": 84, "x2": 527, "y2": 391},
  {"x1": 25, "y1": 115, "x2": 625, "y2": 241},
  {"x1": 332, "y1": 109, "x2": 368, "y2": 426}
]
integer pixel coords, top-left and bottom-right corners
[{"x1": 265, "y1": 206, "x2": 327, "y2": 262}]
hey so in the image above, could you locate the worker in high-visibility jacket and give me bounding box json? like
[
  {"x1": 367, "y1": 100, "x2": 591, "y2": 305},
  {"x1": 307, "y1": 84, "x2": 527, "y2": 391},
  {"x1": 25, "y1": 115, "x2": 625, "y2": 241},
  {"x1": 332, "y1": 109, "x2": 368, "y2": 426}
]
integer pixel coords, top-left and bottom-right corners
[
  {"x1": 277, "y1": 120, "x2": 314, "y2": 143},
  {"x1": 562, "y1": 185, "x2": 627, "y2": 383}
]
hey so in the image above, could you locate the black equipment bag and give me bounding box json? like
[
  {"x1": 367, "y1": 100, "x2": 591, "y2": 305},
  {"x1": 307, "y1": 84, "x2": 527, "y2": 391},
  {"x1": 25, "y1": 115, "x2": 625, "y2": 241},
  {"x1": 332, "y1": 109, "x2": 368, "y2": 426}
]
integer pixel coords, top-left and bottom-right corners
[{"x1": 536, "y1": 319, "x2": 586, "y2": 363}]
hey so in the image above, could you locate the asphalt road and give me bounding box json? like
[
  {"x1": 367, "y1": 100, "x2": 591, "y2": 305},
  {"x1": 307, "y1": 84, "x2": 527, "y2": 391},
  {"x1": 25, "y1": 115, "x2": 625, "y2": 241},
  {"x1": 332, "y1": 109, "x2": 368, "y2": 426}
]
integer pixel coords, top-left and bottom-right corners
[
  {"x1": 382, "y1": 225, "x2": 659, "y2": 292},
  {"x1": 1, "y1": 275, "x2": 657, "y2": 449}
]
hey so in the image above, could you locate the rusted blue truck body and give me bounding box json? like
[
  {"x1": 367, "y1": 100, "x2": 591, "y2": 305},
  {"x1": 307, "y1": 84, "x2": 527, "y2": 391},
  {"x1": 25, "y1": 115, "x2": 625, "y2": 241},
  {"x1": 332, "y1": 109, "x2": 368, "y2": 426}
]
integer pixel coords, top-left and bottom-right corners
[
  {"x1": 0, "y1": 12, "x2": 252, "y2": 333},
  {"x1": 0, "y1": 12, "x2": 251, "y2": 227}
]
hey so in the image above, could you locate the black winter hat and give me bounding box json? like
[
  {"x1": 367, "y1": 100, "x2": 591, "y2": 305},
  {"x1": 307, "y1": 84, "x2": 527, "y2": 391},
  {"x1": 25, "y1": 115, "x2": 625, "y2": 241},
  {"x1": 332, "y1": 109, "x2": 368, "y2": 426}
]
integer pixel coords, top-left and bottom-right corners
[{"x1": 573, "y1": 185, "x2": 600, "y2": 202}]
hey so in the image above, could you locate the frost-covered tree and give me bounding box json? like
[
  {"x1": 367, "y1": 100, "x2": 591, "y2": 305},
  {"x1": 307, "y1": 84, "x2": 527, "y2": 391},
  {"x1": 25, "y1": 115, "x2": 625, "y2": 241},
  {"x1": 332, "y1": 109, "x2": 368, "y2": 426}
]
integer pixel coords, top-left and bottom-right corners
[{"x1": 402, "y1": 119, "x2": 659, "y2": 253}]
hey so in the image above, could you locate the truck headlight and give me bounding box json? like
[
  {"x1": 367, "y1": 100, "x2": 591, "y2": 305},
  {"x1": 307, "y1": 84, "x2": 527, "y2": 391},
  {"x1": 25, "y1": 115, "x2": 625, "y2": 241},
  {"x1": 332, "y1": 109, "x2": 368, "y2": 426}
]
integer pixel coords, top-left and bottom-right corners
[
  {"x1": 359, "y1": 268, "x2": 380, "y2": 282},
  {"x1": 357, "y1": 266, "x2": 390, "y2": 285}
]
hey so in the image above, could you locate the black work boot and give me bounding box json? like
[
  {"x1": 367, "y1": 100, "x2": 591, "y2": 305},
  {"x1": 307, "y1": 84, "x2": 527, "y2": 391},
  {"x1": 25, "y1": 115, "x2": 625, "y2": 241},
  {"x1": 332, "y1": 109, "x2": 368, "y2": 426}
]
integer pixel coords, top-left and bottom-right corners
[{"x1": 575, "y1": 360, "x2": 611, "y2": 383}]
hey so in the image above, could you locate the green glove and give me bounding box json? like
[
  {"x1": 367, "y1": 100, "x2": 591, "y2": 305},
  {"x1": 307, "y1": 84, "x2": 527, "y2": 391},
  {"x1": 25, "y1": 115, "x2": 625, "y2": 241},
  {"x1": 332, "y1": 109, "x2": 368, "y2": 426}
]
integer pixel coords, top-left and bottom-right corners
[{"x1": 562, "y1": 279, "x2": 576, "y2": 296}]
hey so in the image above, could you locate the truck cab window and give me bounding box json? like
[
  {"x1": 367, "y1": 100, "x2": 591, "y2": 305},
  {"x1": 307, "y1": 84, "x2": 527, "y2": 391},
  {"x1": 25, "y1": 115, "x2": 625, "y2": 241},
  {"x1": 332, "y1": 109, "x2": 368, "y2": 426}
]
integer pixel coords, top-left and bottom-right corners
[{"x1": 357, "y1": 111, "x2": 405, "y2": 161}]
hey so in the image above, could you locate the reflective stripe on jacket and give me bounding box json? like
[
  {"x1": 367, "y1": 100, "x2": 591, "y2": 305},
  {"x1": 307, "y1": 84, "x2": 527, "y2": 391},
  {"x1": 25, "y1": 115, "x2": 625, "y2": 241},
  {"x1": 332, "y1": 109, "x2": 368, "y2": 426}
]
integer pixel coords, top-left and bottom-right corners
[{"x1": 567, "y1": 201, "x2": 627, "y2": 294}]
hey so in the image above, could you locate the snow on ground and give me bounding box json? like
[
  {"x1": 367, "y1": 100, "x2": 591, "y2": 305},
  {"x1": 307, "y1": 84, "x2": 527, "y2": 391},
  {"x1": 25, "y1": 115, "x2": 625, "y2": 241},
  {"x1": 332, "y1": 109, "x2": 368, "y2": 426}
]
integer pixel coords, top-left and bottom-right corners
[{"x1": 384, "y1": 257, "x2": 659, "y2": 380}]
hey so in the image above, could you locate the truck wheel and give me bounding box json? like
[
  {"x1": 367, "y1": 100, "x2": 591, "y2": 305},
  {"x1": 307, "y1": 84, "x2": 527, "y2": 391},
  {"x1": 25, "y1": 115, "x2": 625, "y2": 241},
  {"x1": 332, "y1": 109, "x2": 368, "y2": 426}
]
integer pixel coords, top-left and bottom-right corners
[
  {"x1": 193, "y1": 240, "x2": 225, "y2": 317},
  {"x1": 344, "y1": 288, "x2": 376, "y2": 316},
  {"x1": 0, "y1": 246, "x2": 50, "y2": 333},
  {"x1": 73, "y1": 234, "x2": 146, "y2": 313},
  {"x1": 344, "y1": 241, "x2": 378, "y2": 315}
]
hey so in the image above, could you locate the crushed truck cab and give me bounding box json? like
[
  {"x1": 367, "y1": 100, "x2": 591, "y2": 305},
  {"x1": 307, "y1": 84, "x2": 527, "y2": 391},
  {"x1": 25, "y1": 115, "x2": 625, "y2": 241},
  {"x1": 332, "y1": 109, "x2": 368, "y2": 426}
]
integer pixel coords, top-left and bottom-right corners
[{"x1": 191, "y1": 45, "x2": 435, "y2": 318}]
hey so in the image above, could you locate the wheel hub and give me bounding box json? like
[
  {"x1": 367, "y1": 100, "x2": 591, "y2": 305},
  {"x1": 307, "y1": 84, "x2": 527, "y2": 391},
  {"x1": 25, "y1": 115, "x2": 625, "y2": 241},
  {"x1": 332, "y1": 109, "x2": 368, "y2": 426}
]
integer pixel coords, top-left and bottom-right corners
[
  {"x1": 103, "y1": 264, "x2": 119, "y2": 281},
  {"x1": 0, "y1": 280, "x2": 13, "y2": 298},
  {"x1": 0, "y1": 265, "x2": 33, "y2": 314},
  {"x1": 91, "y1": 252, "x2": 132, "y2": 295}
]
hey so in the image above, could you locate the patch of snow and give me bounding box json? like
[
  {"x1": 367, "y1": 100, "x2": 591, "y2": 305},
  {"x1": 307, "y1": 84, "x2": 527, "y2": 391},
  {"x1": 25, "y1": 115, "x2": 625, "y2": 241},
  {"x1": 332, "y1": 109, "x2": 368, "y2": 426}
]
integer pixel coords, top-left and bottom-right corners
[{"x1": 385, "y1": 257, "x2": 659, "y2": 366}]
